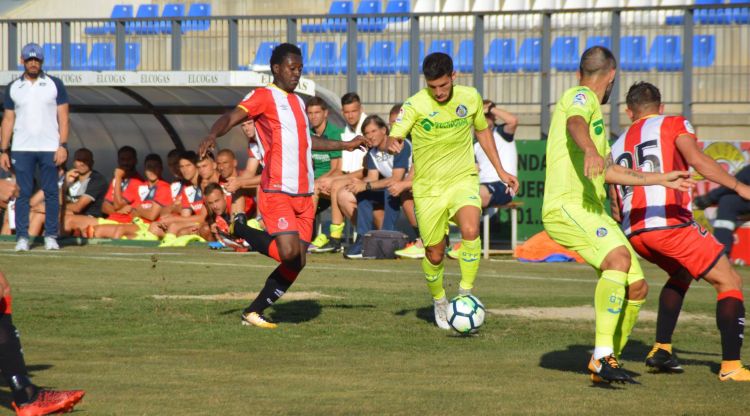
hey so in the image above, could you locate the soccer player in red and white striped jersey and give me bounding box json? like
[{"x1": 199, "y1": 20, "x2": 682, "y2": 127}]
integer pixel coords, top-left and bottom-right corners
[
  {"x1": 611, "y1": 82, "x2": 750, "y2": 381},
  {"x1": 199, "y1": 43, "x2": 366, "y2": 329}
]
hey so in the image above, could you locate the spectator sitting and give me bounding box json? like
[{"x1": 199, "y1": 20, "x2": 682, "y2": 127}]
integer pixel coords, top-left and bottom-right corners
[
  {"x1": 203, "y1": 182, "x2": 247, "y2": 250},
  {"x1": 166, "y1": 148, "x2": 185, "y2": 216},
  {"x1": 215, "y1": 149, "x2": 249, "y2": 217},
  {"x1": 223, "y1": 119, "x2": 264, "y2": 193},
  {"x1": 336, "y1": 115, "x2": 412, "y2": 259},
  {"x1": 59, "y1": 148, "x2": 108, "y2": 236},
  {"x1": 197, "y1": 152, "x2": 220, "y2": 190}
]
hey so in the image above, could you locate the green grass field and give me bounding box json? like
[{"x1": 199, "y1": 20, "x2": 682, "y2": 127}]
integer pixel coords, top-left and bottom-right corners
[{"x1": 0, "y1": 242, "x2": 747, "y2": 415}]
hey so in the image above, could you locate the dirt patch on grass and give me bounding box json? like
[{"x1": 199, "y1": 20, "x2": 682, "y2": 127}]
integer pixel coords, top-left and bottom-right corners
[
  {"x1": 152, "y1": 291, "x2": 340, "y2": 301},
  {"x1": 487, "y1": 306, "x2": 712, "y2": 323}
]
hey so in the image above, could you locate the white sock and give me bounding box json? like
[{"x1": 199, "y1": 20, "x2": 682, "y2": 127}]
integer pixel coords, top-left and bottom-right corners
[{"x1": 593, "y1": 346, "x2": 614, "y2": 360}]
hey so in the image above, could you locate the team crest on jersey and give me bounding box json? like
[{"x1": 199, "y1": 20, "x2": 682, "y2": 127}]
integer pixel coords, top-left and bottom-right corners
[
  {"x1": 278, "y1": 217, "x2": 289, "y2": 230},
  {"x1": 455, "y1": 104, "x2": 468, "y2": 118},
  {"x1": 684, "y1": 119, "x2": 695, "y2": 134},
  {"x1": 596, "y1": 227, "x2": 608, "y2": 238},
  {"x1": 573, "y1": 93, "x2": 587, "y2": 106}
]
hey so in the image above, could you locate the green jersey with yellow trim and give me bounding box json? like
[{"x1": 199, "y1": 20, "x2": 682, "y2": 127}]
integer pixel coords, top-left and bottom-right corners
[{"x1": 390, "y1": 85, "x2": 488, "y2": 197}]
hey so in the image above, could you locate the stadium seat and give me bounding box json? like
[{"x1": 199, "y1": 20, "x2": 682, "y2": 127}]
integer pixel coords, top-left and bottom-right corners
[
  {"x1": 307, "y1": 42, "x2": 339, "y2": 75},
  {"x1": 70, "y1": 43, "x2": 88, "y2": 70},
  {"x1": 663, "y1": 0, "x2": 692, "y2": 25},
  {"x1": 428, "y1": 39, "x2": 454, "y2": 58},
  {"x1": 396, "y1": 40, "x2": 425, "y2": 73},
  {"x1": 551, "y1": 36, "x2": 579, "y2": 71},
  {"x1": 485, "y1": 38, "x2": 518, "y2": 73},
  {"x1": 84, "y1": 4, "x2": 133, "y2": 35},
  {"x1": 124, "y1": 42, "x2": 141, "y2": 71},
  {"x1": 357, "y1": 1, "x2": 386, "y2": 32},
  {"x1": 251, "y1": 42, "x2": 280, "y2": 72},
  {"x1": 586, "y1": 35, "x2": 611, "y2": 50},
  {"x1": 730, "y1": 0, "x2": 750, "y2": 24},
  {"x1": 323, "y1": 1, "x2": 355, "y2": 32},
  {"x1": 184, "y1": 3, "x2": 211, "y2": 32},
  {"x1": 693, "y1": 34, "x2": 716, "y2": 67},
  {"x1": 383, "y1": 0, "x2": 410, "y2": 26},
  {"x1": 441, "y1": 0, "x2": 472, "y2": 31},
  {"x1": 160, "y1": 3, "x2": 186, "y2": 34},
  {"x1": 695, "y1": 0, "x2": 732, "y2": 25},
  {"x1": 297, "y1": 42, "x2": 310, "y2": 74},
  {"x1": 129, "y1": 4, "x2": 160, "y2": 35},
  {"x1": 339, "y1": 41, "x2": 368, "y2": 74},
  {"x1": 517, "y1": 38, "x2": 541, "y2": 72},
  {"x1": 456, "y1": 39, "x2": 476, "y2": 73},
  {"x1": 387, "y1": 0, "x2": 439, "y2": 32},
  {"x1": 620, "y1": 36, "x2": 649, "y2": 71},
  {"x1": 89, "y1": 43, "x2": 115, "y2": 71},
  {"x1": 649, "y1": 35, "x2": 682, "y2": 71},
  {"x1": 368, "y1": 40, "x2": 398, "y2": 74},
  {"x1": 41, "y1": 44, "x2": 61, "y2": 71}
]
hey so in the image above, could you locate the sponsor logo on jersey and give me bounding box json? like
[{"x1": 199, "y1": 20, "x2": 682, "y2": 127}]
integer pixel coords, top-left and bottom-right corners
[
  {"x1": 420, "y1": 118, "x2": 435, "y2": 132},
  {"x1": 455, "y1": 104, "x2": 468, "y2": 118},
  {"x1": 573, "y1": 93, "x2": 587, "y2": 106},
  {"x1": 596, "y1": 227, "x2": 608, "y2": 237}
]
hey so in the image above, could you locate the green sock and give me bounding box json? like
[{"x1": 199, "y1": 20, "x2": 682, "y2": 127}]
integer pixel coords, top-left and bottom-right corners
[
  {"x1": 421, "y1": 257, "x2": 445, "y2": 300},
  {"x1": 458, "y1": 237, "x2": 481, "y2": 291},
  {"x1": 613, "y1": 298, "x2": 646, "y2": 359},
  {"x1": 594, "y1": 270, "x2": 627, "y2": 357},
  {"x1": 329, "y1": 223, "x2": 344, "y2": 239}
]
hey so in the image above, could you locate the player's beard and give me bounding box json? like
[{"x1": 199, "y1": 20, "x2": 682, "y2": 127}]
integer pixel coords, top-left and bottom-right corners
[{"x1": 601, "y1": 79, "x2": 615, "y2": 105}]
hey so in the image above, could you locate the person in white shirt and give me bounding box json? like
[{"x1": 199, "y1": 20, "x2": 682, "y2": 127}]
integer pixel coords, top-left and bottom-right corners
[{"x1": 474, "y1": 100, "x2": 518, "y2": 208}]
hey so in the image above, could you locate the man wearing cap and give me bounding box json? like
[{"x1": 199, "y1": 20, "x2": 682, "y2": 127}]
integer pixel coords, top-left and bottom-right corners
[{"x1": 0, "y1": 42, "x2": 70, "y2": 251}]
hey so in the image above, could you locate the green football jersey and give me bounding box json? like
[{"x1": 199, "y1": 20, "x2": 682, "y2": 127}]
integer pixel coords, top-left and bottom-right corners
[
  {"x1": 542, "y1": 86, "x2": 609, "y2": 214},
  {"x1": 390, "y1": 85, "x2": 488, "y2": 197}
]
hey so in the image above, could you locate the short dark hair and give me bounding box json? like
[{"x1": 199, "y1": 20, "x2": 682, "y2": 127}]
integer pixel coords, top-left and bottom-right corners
[
  {"x1": 74, "y1": 148, "x2": 94, "y2": 168},
  {"x1": 389, "y1": 103, "x2": 402, "y2": 116},
  {"x1": 167, "y1": 148, "x2": 181, "y2": 159},
  {"x1": 118, "y1": 145, "x2": 136, "y2": 157},
  {"x1": 626, "y1": 81, "x2": 662, "y2": 112},
  {"x1": 217, "y1": 149, "x2": 235, "y2": 160},
  {"x1": 422, "y1": 52, "x2": 454, "y2": 81},
  {"x1": 341, "y1": 92, "x2": 361, "y2": 106},
  {"x1": 270, "y1": 43, "x2": 302, "y2": 72},
  {"x1": 579, "y1": 46, "x2": 617, "y2": 78},
  {"x1": 307, "y1": 96, "x2": 328, "y2": 111},
  {"x1": 179, "y1": 150, "x2": 199, "y2": 165},
  {"x1": 145, "y1": 153, "x2": 162, "y2": 165},
  {"x1": 362, "y1": 114, "x2": 389, "y2": 135},
  {"x1": 203, "y1": 182, "x2": 223, "y2": 197}
]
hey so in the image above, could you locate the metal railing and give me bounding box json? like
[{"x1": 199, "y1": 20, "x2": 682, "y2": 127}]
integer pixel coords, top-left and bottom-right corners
[{"x1": 1, "y1": 3, "x2": 748, "y2": 136}]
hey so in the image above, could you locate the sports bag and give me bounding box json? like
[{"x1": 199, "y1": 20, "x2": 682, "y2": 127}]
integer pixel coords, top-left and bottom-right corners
[{"x1": 362, "y1": 230, "x2": 410, "y2": 259}]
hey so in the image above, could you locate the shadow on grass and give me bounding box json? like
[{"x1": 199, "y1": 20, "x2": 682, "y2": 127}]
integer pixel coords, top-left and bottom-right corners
[
  {"x1": 394, "y1": 306, "x2": 434, "y2": 325},
  {"x1": 221, "y1": 301, "x2": 376, "y2": 324},
  {"x1": 539, "y1": 342, "x2": 652, "y2": 387},
  {"x1": 0, "y1": 364, "x2": 54, "y2": 411}
]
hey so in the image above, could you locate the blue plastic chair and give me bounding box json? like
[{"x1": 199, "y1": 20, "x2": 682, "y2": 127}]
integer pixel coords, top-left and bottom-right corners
[
  {"x1": 730, "y1": 0, "x2": 750, "y2": 24},
  {"x1": 428, "y1": 40, "x2": 454, "y2": 58},
  {"x1": 586, "y1": 36, "x2": 611, "y2": 50},
  {"x1": 485, "y1": 38, "x2": 517, "y2": 73},
  {"x1": 160, "y1": 3, "x2": 186, "y2": 34},
  {"x1": 649, "y1": 35, "x2": 682, "y2": 71},
  {"x1": 551, "y1": 36, "x2": 579, "y2": 72},
  {"x1": 302, "y1": 20, "x2": 326, "y2": 33},
  {"x1": 308, "y1": 42, "x2": 339, "y2": 75},
  {"x1": 339, "y1": 41, "x2": 368, "y2": 74},
  {"x1": 693, "y1": 34, "x2": 716, "y2": 67},
  {"x1": 517, "y1": 38, "x2": 541, "y2": 72},
  {"x1": 695, "y1": 0, "x2": 732, "y2": 25},
  {"x1": 184, "y1": 3, "x2": 211, "y2": 32},
  {"x1": 70, "y1": 43, "x2": 88, "y2": 70},
  {"x1": 368, "y1": 41, "x2": 398, "y2": 74},
  {"x1": 85, "y1": 4, "x2": 133, "y2": 35},
  {"x1": 384, "y1": 0, "x2": 410, "y2": 24},
  {"x1": 324, "y1": 1, "x2": 355, "y2": 32},
  {"x1": 124, "y1": 42, "x2": 141, "y2": 70},
  {"x1": 456, "y1": 39, "x2": 476, "y2": 73},
  {"x1": 396, "y1": 40, "x2": 425, "y2": 73},
  {"x1": 620, "y1": 36, "x2": 649, "y2": 71},
  {"x1": 89, "y1": 43, "x2": 115, "y2": 71},
  {"x1": 251, "y1": 42, "x2": 280, "y2": 71},
  {"x1": 297, "y1": 42, "x2": 310, "y2": 74},
  {"x1": 41, "y1": 44, "x2": 62, "y2": 70},
  {"x1": 357, "y1": 1, "x2": 386, "y2": 32},
  {"x1": 129, "y1": 4, "x2": 160, "y2": 35}
]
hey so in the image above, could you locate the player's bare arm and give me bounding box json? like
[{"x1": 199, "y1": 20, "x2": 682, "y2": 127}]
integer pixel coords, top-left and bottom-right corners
[
  {"x1": 386, "y1": 136, "x2": 405, "y2": 154},
  {"x1": 311, "y1": 135, "x2": 365, "y2": 152},
  {"x1": 199, "y1": 107, "x2": 248, "y2": 157},
  {"x1": 111, "y1": 168, "x2": 129, "y2": 210},
  {"x1": 567, "y1": 115, "x2": 605, "y2": 179},
  {"x1": 475, "y1": 126, "x2": 519, "y2": 195},
  {"x1": 675, "y1": 134, "x2": 750, "y2": 200},
  {"x1": 55, "y1": 103, "x2": 69, "y2": 166},
  {"x1": 604, "y1": 156, "x2": 694, "y2": 191}
]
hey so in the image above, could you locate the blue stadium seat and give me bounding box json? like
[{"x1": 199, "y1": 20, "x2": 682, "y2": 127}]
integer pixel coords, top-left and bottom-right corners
[
  {"x1": 43, "y1": 43, "x2": 62, "y2": 70},
  {"x1": 368, "y1": 40, "x2": 398, "y2": 74},
  {"x1": 124, "y1": 42, "x2": 141, "y2": 71},
  {"x1": 586, "y1": 36, "x2": 611, "y2": 50},
  {"x1": 695, "y1": 0, "x2": 732, "y2": 25},
  {"x1": 396, "y1": 40, "x2": 425, "y2": 73},
  {"x1": 160, "y1": 3, "x2": 186, "y2": 34},
  {"x1": 517, "y1": 38, "x2": 541, "y2": 72},
  {"x1": 384, "y1": 0, "x2": 410, "y2": 24},
  {"x1": 307, "y1": 42, "x2": 339, "y2": 75},
  {"x1": 70, "y1": 43, "x2": 88, "y2": 70},
  {"x1": 297, "y1": 42, "x2": 310, "y2": 74},
  {"x1": 251, "y1": 42, "x2": 279, "y2": 72},
  {"x1": 730, "y1": 0, "x2": 750, "y2": 24},
  {"x1": 129, "y1": 4, "x2": 160, "y2": 35},
  {"x1": 693, "y1": 34, "x2": 716, "y2": 67},
  {"x1": 184, "y1": 3, "x2": 211, "y2": 32},
  {"x1": 428, "y1": 40, "x2": 454, "y2": 58},
  {"x1": 89, "y1": 43, "x2": 115, "y2": 71},
  {"x1": 357, "y1": 1, "x2": 387, "y2": 32},
  {"x1": 301, "y1": 21, "x2": 326, "y2": 33},
  {"x1": 485, "y1": 38, "x2": 518, "y2": 73},
  {"x1": 649, "y1": 35, "x2": 682, "y2": 71},
  {"x1": 84, "y1": 4, "x2": 133, "y2": 35},
  {"x1": 551, "y1": 36, "x2": 579, "y2": 72},
  {"x1": 456, "y1": 39, "x2": 477, "y2": 73},
  {"x1": 324, "y1": 1, "x2": 355, "y2": 32},
  {"x1": 620, "y1": 36, "x2": 649, "y2": 71},
  {"x1": 339, "y1": 41, "x2": 368, "y2": 74}
]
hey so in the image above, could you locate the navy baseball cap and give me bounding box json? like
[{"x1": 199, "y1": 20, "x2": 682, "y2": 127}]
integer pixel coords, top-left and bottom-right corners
[{"x1": 21, "y1": 43, "x2": 44, "y2": 61}]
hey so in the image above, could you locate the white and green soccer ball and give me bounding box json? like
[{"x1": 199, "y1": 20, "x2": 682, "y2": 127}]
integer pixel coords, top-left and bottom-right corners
[{"x1": 447, "y1": 294, "x2": 486, "y2": 334}]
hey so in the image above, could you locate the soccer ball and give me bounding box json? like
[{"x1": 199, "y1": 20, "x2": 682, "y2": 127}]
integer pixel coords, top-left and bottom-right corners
[{"x1": 447, "y1": 295, "x2": 486, "y2": 334}]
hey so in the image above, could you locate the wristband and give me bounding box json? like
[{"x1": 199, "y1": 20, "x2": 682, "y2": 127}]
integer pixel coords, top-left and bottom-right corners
[{"x1": 59, "y1": 143, "x2": 68, "y2": 150}]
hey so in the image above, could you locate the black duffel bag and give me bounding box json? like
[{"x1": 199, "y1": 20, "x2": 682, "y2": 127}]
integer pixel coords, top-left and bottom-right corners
[{"x1": 362, "y1": 230, "x2": 410, "y2": 259}]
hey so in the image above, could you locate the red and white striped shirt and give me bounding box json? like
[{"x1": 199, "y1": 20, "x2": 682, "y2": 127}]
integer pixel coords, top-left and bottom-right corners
[
  {"x1": 237, "y1": 85, "x2": 313, "y2": 196},
  {"x1": 611, "y1": 114, "x2": 697, "y2": 236}
]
